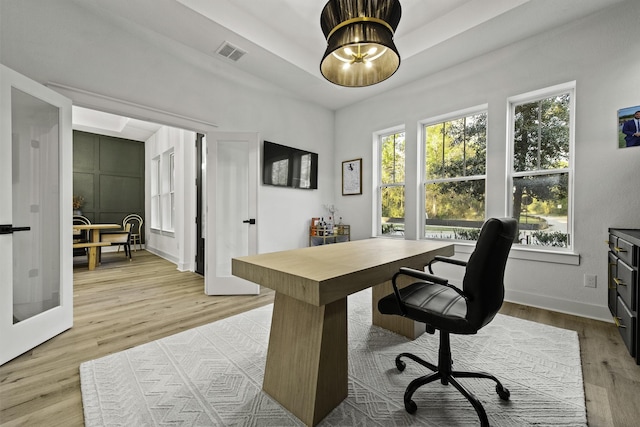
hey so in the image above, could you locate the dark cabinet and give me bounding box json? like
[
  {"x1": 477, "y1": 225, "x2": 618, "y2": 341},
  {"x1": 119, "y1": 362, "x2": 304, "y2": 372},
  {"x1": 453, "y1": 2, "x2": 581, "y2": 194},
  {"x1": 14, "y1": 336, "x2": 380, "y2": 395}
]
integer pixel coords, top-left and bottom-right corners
[{"x1": 608, "y1": 229, "x2": 640, "y2": 364}]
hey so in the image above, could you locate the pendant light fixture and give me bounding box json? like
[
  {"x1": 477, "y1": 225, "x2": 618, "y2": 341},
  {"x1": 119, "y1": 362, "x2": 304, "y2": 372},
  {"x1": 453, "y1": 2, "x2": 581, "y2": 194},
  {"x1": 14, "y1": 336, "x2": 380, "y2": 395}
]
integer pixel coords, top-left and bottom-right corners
[{"x1": 320, "y1": 0, "x2": 402, "y2": 87}]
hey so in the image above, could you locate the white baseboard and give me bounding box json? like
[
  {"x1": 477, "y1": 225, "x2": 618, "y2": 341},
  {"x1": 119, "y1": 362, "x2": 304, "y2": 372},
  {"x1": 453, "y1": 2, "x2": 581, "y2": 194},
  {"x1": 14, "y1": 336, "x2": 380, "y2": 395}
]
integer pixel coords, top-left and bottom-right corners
[
  {"x1": 504, "y1": 289, "x2": 613, "y2": 323},
  {"x1": 144, "y1": 247, "x2": 179, "y2": 265}
]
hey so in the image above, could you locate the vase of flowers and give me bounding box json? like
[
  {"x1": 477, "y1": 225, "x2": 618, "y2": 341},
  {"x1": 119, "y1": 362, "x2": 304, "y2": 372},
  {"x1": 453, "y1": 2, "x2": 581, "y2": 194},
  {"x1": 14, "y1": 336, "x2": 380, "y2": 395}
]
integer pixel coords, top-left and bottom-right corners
[{"x1": 73, "y1": 195, "x2": 84, "y2": 215}]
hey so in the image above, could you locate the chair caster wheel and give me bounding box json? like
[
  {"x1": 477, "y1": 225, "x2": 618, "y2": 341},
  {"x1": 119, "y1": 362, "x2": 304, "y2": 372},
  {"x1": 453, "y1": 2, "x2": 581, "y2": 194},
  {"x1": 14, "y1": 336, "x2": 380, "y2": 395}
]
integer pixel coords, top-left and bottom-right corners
[
  {"x1": 404, "y1": 399, "x2": 417, "y2": 414},
  {"x1": 496, "y1": 384, "x2": 510, "y2": 401},
  {"x1": 395, "y1": 358, "x2": 406, "y2": 372}
]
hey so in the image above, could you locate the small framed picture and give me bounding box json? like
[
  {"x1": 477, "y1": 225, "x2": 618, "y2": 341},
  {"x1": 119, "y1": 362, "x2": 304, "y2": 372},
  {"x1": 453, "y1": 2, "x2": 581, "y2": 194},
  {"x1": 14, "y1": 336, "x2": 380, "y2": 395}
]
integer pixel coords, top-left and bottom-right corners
[
  {"x1": 342, "y1": 158, "x2": 362, "y2": 196},
  {"x1": 618, "y1": 105, "x2": 640, "y2": 148}
]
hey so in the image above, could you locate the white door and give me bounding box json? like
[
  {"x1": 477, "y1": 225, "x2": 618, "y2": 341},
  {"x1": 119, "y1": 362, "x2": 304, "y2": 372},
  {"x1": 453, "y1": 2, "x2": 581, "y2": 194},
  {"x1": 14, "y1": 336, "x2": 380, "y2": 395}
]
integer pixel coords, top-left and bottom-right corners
[
  {"x1": 0, "y1": 65, "x2": 73, "y2": 365},
  {"x1": 205, "y1": 132, "x2": 259, "y2": 295}
]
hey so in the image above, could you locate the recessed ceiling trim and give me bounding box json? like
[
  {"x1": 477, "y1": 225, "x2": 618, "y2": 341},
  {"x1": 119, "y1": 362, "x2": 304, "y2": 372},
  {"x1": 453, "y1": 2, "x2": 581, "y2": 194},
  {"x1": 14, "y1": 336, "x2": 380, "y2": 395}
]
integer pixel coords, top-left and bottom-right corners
[{"x1": 46, "y1": 82, "x2": 219, "y2": 130}]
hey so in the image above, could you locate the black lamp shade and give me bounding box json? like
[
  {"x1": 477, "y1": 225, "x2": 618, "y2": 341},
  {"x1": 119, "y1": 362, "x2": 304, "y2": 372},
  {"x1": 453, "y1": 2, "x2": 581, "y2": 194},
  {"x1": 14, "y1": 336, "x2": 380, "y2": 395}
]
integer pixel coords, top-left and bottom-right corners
[{"x1": 320, "y1": 0, "x2": 401, "y2": 87}]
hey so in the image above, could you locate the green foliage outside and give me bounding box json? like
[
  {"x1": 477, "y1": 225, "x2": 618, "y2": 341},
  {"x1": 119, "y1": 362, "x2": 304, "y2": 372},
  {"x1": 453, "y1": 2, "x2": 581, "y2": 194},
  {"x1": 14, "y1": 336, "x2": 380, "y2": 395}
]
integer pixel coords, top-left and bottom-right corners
[
  {"x1": 380, "y1": 95, "x2": 571, "y2": 247},
  {"x1": 512, "y1": 95, "x2": 570, "y2": 226},
  {"x1": 531, "y1": 230, "x2": 568, "y2": 247},
  {"x1": 424, "y1": 113, "x2": 486, "y2": 222},
  {"x1": 380, "y1": 132, "x2": 405, "y2": 222},
  {"x1": 454, "y1": 227, "x2": 481, "y2": 241}
]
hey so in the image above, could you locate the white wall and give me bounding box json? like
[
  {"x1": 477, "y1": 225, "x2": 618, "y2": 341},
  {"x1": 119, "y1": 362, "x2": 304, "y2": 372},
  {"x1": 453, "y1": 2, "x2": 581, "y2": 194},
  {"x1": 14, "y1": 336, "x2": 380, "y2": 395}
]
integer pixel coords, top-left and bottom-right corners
[
  {"x1": 0, "y1": 0, "x2": 335, "y2": 256},
  {"x1": 333, "y1": 1, "x2": 640, "y2": 320}
]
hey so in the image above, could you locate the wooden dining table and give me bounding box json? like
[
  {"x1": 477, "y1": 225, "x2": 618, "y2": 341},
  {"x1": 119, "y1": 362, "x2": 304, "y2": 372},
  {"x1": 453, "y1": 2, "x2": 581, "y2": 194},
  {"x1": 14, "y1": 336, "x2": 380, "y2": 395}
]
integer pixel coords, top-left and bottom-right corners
[
  {"x1": 72, "y1": 223, "x2": 121, "y2": 270},
  {"x1": 73, "y1": 223, "x2": 121, "y2": 242},
  {"x1": 232, "y1": 238, "x2": 454, "y2": 426}
]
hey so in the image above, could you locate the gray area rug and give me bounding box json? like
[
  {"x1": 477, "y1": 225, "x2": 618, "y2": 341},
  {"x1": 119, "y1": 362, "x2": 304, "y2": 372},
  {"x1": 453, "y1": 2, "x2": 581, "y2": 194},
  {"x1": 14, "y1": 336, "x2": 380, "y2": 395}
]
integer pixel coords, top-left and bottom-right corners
[{"x1": 80, "y1": 288, "x2": 586, "y2": 426}]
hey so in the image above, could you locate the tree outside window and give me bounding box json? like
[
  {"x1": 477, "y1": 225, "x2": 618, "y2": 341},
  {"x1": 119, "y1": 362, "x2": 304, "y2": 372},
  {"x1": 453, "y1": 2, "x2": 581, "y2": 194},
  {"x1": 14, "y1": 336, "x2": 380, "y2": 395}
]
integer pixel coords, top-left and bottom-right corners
[
  {"x1": 423, "y1": 111, "x2": 487, "y2": 240},
  {"x1": 510, "y1": 88, "x2": 572, "y2": 248},
  {"x1": 379, "y1": 131, "x2": 405, "y2": 236}
]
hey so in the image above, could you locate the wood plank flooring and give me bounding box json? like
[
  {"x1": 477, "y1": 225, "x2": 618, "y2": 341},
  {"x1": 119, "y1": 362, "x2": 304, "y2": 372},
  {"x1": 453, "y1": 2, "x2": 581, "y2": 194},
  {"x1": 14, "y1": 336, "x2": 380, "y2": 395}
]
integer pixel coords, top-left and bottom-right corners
[{"x1": 1, "y1": 250, "x2": 639, "y2": 426}]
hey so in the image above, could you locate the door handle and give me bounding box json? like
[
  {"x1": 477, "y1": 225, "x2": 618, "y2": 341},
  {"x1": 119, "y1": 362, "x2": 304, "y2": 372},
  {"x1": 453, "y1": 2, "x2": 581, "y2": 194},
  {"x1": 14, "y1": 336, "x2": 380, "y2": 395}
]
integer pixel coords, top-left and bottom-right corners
[
  {"x1": 0, "y1": 224, "x2": 31, "y2": 235},
  {"x1": 242, "y1": 219, "x2": 256, "y2": 225}
]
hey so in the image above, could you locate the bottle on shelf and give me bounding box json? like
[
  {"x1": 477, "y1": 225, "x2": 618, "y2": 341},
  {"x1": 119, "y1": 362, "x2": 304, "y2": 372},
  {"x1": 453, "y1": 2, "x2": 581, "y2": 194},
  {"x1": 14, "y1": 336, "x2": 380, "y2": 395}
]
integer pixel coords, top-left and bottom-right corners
[
  {"x1": 337, "y1": 217, "x2": 343, "y2": 235},
  {"x1": 318, "y1": 217, "x2": 325, "y2": 236}
]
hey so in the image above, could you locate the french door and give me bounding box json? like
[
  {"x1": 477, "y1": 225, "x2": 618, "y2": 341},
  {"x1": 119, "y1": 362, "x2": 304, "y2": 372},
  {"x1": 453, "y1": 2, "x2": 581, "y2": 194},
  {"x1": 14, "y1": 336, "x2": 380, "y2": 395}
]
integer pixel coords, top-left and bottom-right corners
[
  {"x1": 205, "y1": 132, "x2": 259, "y2": 295},
  {"x1": 0, "y1": 65, "x2": 73, "y2": 365}
]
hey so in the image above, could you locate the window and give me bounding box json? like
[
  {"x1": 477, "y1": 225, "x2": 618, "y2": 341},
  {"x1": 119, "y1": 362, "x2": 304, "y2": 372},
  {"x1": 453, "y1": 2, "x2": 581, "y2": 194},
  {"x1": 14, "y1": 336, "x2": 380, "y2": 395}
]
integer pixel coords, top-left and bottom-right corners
[
  {"x1": 168, "y1": 151, "x2": 175, "y2": 231},
  {"x1": 150, "y1": 149, "x2": 175, "y2": 233},
  {"x1": 508, "y1": 82, "x2": 574, "y2": 249},
  {"x1": 376, "y1": 130, "x2": 405, "y2": 236},
  {"x1": 422, "y1": 107, "x2": 487, "y2": 240},
  {"x1": 150, "y1": 156, "x2": 160, "y2": 229}
]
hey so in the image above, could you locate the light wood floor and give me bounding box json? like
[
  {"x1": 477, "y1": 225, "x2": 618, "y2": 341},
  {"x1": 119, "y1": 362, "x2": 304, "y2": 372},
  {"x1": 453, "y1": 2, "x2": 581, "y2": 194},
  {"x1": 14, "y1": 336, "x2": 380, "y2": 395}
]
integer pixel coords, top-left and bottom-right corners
[{"x1": 1, "y1": 250, "x2": 639, "y2": 426}]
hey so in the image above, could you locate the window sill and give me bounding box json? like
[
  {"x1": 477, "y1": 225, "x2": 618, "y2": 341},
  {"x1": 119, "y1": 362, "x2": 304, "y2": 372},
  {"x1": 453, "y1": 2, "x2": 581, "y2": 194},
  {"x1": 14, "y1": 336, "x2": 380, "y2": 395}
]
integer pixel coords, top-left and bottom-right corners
[
  {"x1": 151, "y1": 227, "x2": 175, "y2": 238},
  {"x1": 373, "y1": 235, "x2": 580, "y2": 265},
  {"x1": 453, "y1": 241, "x2": 580, "y2": 265}
]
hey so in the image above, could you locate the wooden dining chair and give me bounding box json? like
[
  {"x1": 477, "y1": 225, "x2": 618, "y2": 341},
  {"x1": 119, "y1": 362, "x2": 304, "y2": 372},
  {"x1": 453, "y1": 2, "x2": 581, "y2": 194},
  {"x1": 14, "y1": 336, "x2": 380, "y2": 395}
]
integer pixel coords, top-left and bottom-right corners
[
  {"x1": 72, "y1": 215, "x2": 91, "y2": 257},
  {"x1": 99, "y1": 223, "x2": 132, "y2": 260},
  {"x1": 123, "y1": 214, "x2": 143, "y2": 251}
]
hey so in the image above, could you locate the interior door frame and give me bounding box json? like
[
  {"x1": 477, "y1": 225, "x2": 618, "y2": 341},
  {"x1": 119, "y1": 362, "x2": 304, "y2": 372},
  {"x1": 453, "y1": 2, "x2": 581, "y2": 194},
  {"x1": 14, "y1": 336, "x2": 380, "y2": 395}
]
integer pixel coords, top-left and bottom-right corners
[
  {"x1": 44, "y1": 84, "x2": 261, "y2": 296},
  {"x1": 48, "y1": 83, "x2": 218, "y2": 287},
  {"x1": 195, "y1": 133, "x2": 205, "y2": 275},
  {"x1": 0, "y1": 65, "x2": 73, "y2": 365},
  {"x1": 205, "y1": 131, "x2": 259, "y2": 295}
]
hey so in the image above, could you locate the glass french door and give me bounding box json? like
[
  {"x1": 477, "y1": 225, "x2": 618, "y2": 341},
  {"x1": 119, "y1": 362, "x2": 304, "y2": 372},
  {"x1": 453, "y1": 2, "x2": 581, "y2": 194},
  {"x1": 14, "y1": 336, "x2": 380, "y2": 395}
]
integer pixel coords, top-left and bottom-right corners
[
  {"x1": 0, "y1": 65, "x2": 73, "y2": 365},
  {"x1": 205, "y1": 132, "x2": 259, "y2": 295}
]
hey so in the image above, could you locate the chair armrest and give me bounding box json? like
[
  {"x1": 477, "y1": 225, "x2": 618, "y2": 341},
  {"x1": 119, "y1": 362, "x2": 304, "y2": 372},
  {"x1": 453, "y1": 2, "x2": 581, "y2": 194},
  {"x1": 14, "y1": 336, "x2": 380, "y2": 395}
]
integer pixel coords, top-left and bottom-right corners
[
  {"x1": 397, "y1": 267, "x2": 449, "y2": 286},
  {"x1": 390, "y1": 267, "x2": 450, "y2": 316},
  {"x1": 427, "y1": 255, "x2": 467, "y2": 274}
]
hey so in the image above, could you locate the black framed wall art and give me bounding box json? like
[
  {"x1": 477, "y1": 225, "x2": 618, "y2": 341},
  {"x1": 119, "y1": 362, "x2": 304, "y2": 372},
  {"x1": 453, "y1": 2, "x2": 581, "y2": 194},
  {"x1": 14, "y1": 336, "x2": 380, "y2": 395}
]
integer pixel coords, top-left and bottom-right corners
[{"x1": 342, "y1": 158, "x2": 362, "y2": 195}]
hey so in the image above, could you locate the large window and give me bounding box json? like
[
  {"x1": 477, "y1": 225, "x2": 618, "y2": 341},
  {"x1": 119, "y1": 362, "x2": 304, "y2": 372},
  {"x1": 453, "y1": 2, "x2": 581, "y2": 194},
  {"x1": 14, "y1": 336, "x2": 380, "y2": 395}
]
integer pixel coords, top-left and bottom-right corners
[
  {"x1": 150, "y1": 148, "x2": 175, "y2": 233},
  {"x1": 508, "y1": 83, "x2": 574, "y2": 249},
  {"x1": 422, "y1": 108, "x2": 487, "y2": 240},
  {"x1": 150, "y1": 156, "x2": 160, "y2": 229},
  {"x1": 377, "y1": 130, "x2": 405, "y2": 236}
]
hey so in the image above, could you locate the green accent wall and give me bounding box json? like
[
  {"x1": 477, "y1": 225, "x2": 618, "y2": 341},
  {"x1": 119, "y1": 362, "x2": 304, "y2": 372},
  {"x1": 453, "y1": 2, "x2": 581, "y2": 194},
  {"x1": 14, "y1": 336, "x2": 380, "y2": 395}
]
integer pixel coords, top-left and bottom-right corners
[{"x1": 73, "y1": 130, "x2": 145, "y2": 241}]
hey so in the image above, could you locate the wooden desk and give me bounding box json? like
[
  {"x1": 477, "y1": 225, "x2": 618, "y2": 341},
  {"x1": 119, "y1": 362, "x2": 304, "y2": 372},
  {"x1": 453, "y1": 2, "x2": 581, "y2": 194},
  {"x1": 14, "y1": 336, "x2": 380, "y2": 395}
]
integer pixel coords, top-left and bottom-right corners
[
  {"x1": 232, "y1": 238, "x2": 454, "y2": 426},
  {"x1": 73, "y1": 224, "x2": 120, "y2": 269}
]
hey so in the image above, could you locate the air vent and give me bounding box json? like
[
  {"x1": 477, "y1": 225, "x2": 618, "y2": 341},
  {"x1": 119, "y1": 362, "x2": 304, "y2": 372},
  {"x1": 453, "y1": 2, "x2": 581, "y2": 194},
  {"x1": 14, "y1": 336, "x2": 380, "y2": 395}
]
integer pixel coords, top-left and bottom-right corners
[{"x1": 215, "y1": 41, "x2": 246, "y2": 62}]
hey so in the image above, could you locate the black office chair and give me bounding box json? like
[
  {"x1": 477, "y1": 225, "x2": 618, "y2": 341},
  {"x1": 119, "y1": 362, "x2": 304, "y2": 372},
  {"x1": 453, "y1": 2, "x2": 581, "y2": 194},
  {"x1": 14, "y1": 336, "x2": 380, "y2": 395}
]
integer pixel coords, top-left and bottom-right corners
[{"x1": 378, "y1": 217, "x2": 518, "y2": 426}]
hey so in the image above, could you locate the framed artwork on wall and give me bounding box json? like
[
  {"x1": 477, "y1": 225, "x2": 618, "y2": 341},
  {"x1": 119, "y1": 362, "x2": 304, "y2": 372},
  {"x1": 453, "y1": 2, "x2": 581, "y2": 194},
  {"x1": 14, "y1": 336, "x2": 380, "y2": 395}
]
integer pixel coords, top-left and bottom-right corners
[
  {"x1": 617, "y1": 105, "x2": 640, "y2": 148},
  {"x1": 342, "y1": 158, "x2": 362, "y2": 195}
]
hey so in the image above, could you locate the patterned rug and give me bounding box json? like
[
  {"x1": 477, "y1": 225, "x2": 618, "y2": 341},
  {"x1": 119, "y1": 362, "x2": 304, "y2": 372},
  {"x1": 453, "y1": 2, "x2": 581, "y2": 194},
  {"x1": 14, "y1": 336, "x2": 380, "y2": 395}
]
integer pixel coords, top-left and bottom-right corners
[{"x1": 80, "y1": 288, "x2": 586, "y2": 426}]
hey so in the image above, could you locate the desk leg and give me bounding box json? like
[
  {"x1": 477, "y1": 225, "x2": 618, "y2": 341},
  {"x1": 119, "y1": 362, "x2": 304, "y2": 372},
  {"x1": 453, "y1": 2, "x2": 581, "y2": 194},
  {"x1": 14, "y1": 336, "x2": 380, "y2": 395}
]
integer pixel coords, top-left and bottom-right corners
[
  {"x1": 372, "y1": 277, "x2": 426, "y2": 340},
  {"x1": 263, "y1": 292, "x2": 347, "y2": 426}
]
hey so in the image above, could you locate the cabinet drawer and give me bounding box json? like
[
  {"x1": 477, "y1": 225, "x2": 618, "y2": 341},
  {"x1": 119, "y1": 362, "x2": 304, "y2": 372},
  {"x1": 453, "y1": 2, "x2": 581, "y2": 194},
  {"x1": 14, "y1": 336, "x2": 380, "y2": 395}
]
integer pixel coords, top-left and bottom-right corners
[
  {"x1": 615, "y1": 297, "x2": 637, "y2": 357},
  {"x1": 615, "y1": 259, "x2": 637, "y2": 311},
  {"x1": 614, "y1": 237, "x2": 636, "y2": 267}
]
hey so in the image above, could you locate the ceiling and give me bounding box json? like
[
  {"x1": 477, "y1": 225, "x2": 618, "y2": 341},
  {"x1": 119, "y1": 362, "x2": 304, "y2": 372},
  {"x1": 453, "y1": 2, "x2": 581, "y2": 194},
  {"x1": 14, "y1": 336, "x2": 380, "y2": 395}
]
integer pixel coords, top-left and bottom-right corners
[
  {"x1": 73, "y1": 0, "x2": 624, "y2": 139},
  {"x1": 73, "y1": 106, "x2": 163, "y2": 141}
]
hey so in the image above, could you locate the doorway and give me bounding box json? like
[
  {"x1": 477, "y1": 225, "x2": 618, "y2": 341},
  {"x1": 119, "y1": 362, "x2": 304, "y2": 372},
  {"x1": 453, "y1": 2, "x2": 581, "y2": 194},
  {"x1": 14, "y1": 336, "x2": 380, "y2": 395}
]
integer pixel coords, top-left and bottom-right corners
[{"x1": 195, "y1": 133, "x2": 205, "y2": 275}]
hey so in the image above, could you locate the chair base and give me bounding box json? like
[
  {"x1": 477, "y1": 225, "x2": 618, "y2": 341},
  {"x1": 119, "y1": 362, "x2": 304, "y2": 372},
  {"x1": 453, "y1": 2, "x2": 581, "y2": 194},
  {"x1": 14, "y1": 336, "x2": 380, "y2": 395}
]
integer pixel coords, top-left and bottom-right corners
[{"x1": 395, "y1": 331, "x2": 510, "y2": 427}]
